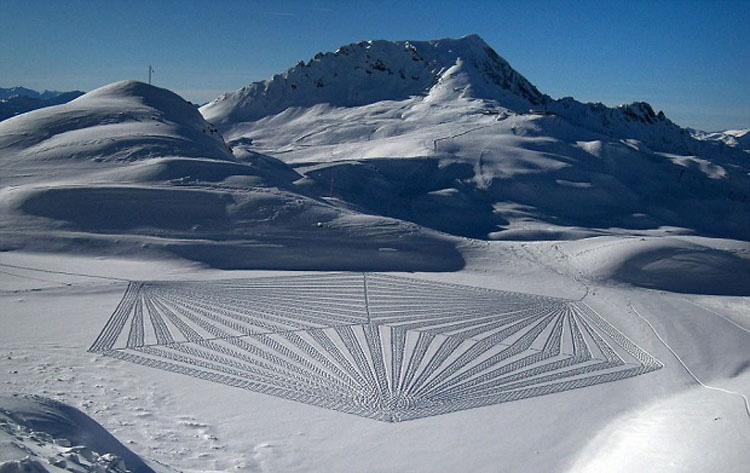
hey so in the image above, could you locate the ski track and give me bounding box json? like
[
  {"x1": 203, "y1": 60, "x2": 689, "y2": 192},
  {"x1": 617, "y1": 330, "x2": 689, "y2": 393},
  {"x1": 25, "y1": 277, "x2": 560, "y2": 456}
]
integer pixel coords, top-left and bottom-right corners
[
  {"x1": 0, "y1": 262, "x2": 130, "y2": 282},
  {"x1": 629, "y1": 304, "x2": 750, "y2": 421},
  {"x1": 678, "y1": 297, "x2": 750, "y2": 334}
]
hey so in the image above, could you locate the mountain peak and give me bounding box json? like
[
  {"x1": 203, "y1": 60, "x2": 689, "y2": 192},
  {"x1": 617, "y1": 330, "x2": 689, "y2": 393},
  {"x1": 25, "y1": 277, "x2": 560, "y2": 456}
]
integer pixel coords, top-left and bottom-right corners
[{"x1": 201, "y1": 35, "x2": 545, "y2": 125}]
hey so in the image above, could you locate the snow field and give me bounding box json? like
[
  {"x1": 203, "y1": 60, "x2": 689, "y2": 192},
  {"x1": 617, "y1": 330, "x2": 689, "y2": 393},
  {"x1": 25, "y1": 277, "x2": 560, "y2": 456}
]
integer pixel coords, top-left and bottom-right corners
[{"x1": 88, "y1": 273, "x2": 661, "y2": 422}]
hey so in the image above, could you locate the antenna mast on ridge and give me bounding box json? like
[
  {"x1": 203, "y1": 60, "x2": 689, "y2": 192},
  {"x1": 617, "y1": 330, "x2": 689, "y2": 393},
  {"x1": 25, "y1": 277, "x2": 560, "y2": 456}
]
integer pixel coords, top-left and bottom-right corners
[{"x1": 148, "y1": 65, "x2": 155, "y2": 85}]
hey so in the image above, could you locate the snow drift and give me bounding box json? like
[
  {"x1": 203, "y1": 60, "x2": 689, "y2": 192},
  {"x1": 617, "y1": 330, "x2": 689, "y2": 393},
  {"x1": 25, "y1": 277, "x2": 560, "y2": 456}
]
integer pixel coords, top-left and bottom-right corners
[{"x1": 0, "y1": 394, "x2": 159, "y2": 473}]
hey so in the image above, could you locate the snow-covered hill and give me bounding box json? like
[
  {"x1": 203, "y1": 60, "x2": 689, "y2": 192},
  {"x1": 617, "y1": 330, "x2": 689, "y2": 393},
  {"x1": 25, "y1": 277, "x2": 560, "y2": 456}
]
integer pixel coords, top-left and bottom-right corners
[
  {"x1": 0, "y1": 81, "x2": 231, "y2": 165},
  {"x1": 201, "y1": 35, "x2": 750, "y2": 241},
  {"x1": 0, "y1": 80, "x2": 461, "y2": 271},
  {"x1": 1, "y1": 37, "x2": 749, "y2": 473}
]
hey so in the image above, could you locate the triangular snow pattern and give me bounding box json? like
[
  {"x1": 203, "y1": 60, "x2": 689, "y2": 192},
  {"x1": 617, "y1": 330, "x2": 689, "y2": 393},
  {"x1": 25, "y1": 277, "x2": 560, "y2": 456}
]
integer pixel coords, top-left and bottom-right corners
[{"x1": 90, "y1": 273, "x2": 662, "y2": 422}]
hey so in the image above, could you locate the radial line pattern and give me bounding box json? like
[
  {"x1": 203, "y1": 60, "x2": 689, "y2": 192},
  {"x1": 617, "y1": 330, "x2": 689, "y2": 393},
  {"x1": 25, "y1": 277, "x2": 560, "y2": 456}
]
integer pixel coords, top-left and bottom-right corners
[{"x1": 90, "y1": 273, "x2": 662, "y2": 422}]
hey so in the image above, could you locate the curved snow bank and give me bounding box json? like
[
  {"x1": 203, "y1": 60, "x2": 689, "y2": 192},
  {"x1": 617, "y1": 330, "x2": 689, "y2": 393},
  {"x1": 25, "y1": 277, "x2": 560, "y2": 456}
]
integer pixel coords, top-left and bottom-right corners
[
  {"x1": 567, "y1": 237, "x2": 750, "y2": 296},
  {"x1": 0, "y1": 393, "x2": 158, "y2": 473},
  {"x1": 613, "y1": 246, "x2": 750, "y2": 296},
  {"x1": 9, "y1": 184, "x2": 464, "y2": 271},
  {"x1": 566, "y1": 376, "x2": 750, "y2": 473}
]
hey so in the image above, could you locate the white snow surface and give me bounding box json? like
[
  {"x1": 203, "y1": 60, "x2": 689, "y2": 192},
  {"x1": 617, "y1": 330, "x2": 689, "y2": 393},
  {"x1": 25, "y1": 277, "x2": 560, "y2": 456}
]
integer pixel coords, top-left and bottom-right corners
[
  {"x1": 0, "y1": 80, "x2": 461, "y2": 271},
  {"x1": 0, "y1": 35, "x2": 749, "y2": 473},
  {"x1": 0, "y1": 394, "x2": 169, "y2": 473},
  {"x1": 200, "y1": 35, "x2": 749, "y2": 241}
]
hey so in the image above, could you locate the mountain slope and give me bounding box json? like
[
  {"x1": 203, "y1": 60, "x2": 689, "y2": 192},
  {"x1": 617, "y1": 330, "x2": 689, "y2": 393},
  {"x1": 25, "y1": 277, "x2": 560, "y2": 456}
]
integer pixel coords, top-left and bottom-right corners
[
  {"x1": 201, "y1": 34, "x2": 545, "y2": 126},
  {"x1": 0, "y1": 81, "x2": 462, "y2": 271},
  {"x1": 202, "y1": 35, "x2": 736, "y2": 159},
  {"x1": 201, "y1": 35, "x2": 750, "y2": 241}
]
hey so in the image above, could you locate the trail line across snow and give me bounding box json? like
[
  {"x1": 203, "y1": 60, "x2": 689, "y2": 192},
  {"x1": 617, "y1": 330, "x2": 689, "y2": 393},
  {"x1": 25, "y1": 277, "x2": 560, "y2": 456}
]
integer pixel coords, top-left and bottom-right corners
[
  {"x1": 0, "y1": 262, "x2": 131, "y2": 282},
  {"x1": 432, "y1": 123, "x2": 497, "y2": 152},
  {"x1": 0, "y1": 267, "x2": 72, "y2": 286},
  {"x1": 628, "y1": 303, "x2": 750, "y2": 421},
  {"x1": 679, "y1": 297, "x2": 750, "y2": 334}
]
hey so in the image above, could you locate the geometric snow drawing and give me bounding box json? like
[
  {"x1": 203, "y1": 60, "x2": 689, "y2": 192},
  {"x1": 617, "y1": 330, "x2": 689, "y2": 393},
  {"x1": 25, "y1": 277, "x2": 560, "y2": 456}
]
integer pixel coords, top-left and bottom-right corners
[{"x1": 90, "y1": 273, "x2": 662, "y2": 422}]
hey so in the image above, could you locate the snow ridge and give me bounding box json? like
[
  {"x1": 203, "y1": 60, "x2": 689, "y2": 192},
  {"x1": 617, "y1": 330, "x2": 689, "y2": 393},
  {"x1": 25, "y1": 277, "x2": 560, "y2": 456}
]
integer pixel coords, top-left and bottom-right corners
[
  {"x1": 202, "y1": 34, "x2": 744, "y2": 159},
  {"x1": 0, "y1": 394, "x2": 159, "y2": 473},
  {"x1": 691, "y1": 128, "x2": 750, "y2": 152},
  {"x1": 201, "y1": 34, "x2": 545, "y2": 125}
]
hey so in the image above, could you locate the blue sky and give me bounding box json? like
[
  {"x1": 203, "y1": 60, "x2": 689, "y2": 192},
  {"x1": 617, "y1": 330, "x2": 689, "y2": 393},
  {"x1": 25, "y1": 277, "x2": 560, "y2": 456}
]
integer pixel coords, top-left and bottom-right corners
[{"x1": 1, "y1": 0, "x2": 747, "y2": 130}]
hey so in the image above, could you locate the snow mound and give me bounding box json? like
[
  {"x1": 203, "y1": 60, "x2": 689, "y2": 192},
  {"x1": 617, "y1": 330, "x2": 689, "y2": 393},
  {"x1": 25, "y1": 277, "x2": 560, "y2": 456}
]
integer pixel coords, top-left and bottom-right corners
[
  {"x1": 0, "y1": 80, "x2": 232, "y2": 164},
  {"x1": 0, "y1": 394, "x2": 160, "y2": 473},
  {"x1": 564, "y1": 237, "x2": 750, "y2": 296},
  {"x1": 612, "y1": 245, "x2": 750, "y2": 296}
]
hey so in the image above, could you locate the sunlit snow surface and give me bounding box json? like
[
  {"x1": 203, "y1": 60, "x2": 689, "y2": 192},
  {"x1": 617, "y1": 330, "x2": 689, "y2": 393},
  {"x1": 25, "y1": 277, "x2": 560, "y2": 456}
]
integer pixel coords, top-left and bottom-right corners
[{"x1": 90, "y1": 273, "x2": 661, "y2": 422}]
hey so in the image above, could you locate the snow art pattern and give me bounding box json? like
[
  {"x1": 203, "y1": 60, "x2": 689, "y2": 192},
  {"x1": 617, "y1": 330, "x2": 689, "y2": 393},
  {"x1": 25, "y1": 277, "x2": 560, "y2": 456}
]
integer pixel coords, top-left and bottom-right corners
[{"x1": 90, "y1": 273, "x2": 662, "y2": 422}]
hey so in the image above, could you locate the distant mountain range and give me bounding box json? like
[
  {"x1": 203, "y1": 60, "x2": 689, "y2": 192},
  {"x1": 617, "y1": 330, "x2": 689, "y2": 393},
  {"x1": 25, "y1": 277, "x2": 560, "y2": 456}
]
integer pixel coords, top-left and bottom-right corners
[
  {"x1": 0, "y1": 86, "x2": 84, "y2": 121},
  {"x1": 689, "y1": 127, "x2": 750, "y2": 153}
]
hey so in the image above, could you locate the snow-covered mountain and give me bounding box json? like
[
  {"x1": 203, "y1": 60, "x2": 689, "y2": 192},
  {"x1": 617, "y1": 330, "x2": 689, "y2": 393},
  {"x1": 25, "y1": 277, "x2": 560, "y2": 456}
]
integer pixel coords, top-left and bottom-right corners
[
  {"x1": 0, "y1": 80, "x2": 460, "y2": 270},
  {"x1": 201, "y1": 35, "x2": 750, "y2": 241},
  {"x1": 0, "y1": 86, "x2": 81, "y2": 101},
  {"x1": 1, "y1": 37, "x2": 749, "y2": 473},
  {"x1": 691, "y1": 127, "x2": 750, "y2": 152},
  {"x1": 201, "y1": 35, "x2": 545, "y2": 126},
  {"x1": 0, "y1": 86, "x2": 84, "y2": 121},
  {"x1": 202, "y1": 35, "x2": 733, "y2": 158}
]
